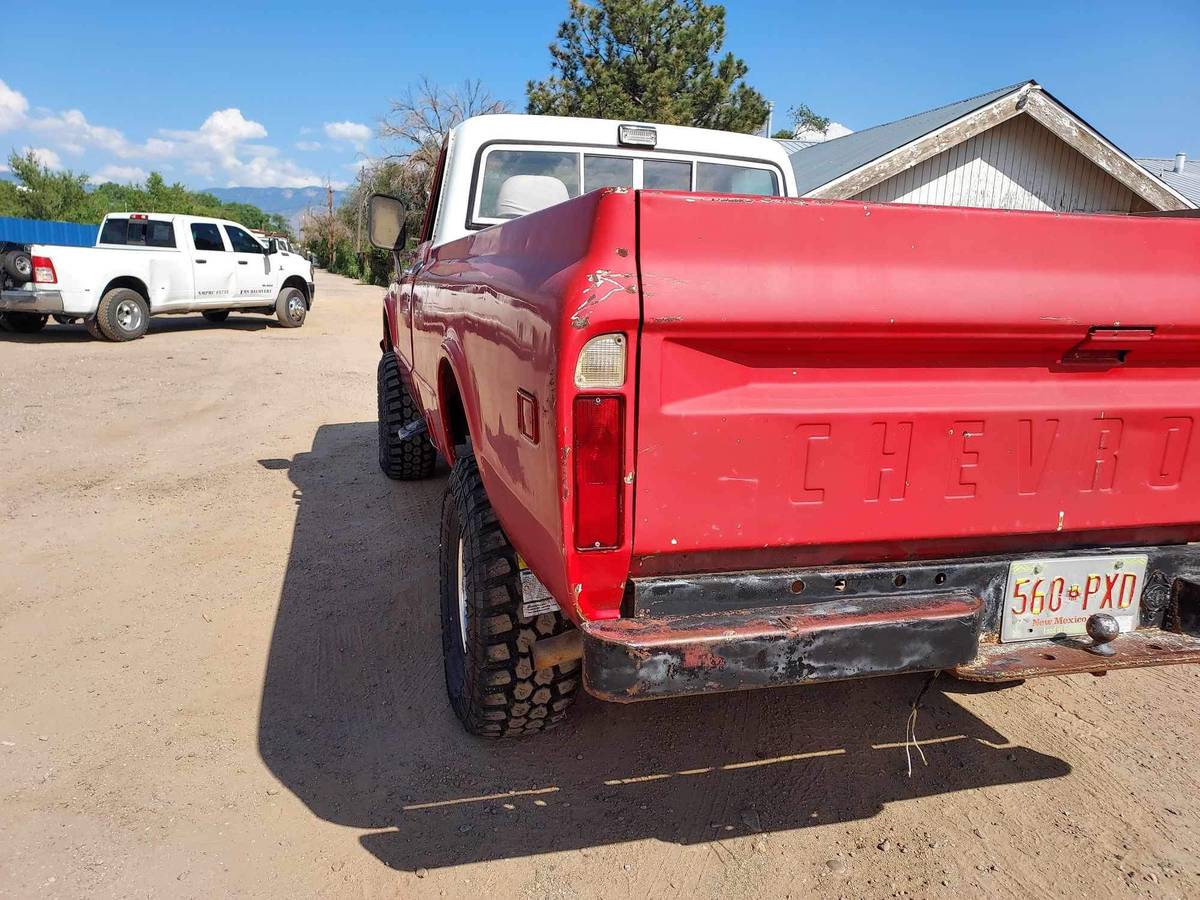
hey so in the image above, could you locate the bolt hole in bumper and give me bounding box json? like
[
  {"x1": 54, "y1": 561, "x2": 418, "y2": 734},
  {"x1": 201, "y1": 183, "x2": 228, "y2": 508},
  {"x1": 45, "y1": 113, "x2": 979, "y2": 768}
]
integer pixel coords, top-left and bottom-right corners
[{"x1": 578, "y1": 547, "x2": 1200, "y2": 702}]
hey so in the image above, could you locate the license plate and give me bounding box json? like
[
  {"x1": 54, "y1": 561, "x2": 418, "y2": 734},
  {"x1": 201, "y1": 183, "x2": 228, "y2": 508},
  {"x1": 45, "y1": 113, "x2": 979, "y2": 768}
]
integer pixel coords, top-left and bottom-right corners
[{"x1": 1000, "y1": 553, "x2": 1147, "y2": 643}]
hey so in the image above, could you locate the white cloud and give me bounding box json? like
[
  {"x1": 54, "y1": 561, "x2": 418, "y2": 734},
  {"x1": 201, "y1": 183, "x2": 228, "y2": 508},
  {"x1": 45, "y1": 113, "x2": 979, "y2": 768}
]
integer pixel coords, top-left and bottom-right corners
[
  {"x1": 90, "y1": 164, "x2": 149, "y2": 185},
  {"x1": 0, "y1": 79, "x2": 29, "y2": 132},
  {"x1": 30, "y1": 108, "x2": 140, "y2": 157},
  {"x1": 324, "y1": 120, "x2": 372, "y2": 148},
  {"x1": 24, "y1": 147, "x2": 62, "y2": 170},
  {"x1": 792, "y1": 121, "x2": 854, "y2": 143},
  {"x1": 155, "y1": 108, "x2": 321, "y2": 187},
  {"x1": 0, "y1": 162, "x2": 9, "y2": 173},
  {"x1": 295, "y1": 140, "x2": 322, "y2": 151},
  {"x1": 6, "y1": 86, "x2": 327, "y2": 189}
]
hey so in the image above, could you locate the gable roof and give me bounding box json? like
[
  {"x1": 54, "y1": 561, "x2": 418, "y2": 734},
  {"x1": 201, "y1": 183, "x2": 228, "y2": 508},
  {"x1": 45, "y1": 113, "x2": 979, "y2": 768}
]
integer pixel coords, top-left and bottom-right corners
[
  {"x1": 788, "y1": 82, "x2": 1031, "y2": 195},
  {"x1": 784, "y1": 80, "x2": 1193, "y2": 210},
  {"x1": 1137, "y1": 156, "x2": 1200, "y2": 205}
]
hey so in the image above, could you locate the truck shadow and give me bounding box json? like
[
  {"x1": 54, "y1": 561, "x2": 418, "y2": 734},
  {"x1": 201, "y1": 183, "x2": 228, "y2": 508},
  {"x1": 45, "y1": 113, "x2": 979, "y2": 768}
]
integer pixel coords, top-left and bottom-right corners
[
  {"x1": 257, "y1": 422, "x2": 1072, "y2": 873},
  {"x1": 0, "y1": 315, "x2": 270, "y2": 342}
]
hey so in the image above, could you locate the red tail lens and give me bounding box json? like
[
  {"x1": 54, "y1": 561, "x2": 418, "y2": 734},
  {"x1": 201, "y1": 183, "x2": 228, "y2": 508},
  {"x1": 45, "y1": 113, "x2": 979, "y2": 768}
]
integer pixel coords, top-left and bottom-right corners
[
  {"x1": 32, "y1": 256, "x2": 57, "y2": 284},
  {"x1": 573, "y1": 396, "x2": 624, "y2": 549}
]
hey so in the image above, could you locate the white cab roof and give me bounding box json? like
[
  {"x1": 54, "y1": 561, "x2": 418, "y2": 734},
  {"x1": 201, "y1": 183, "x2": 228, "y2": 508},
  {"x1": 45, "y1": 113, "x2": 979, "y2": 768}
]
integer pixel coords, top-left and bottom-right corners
[{"x1": 432, "y1": 114, "x2": 796, "y2": 246}]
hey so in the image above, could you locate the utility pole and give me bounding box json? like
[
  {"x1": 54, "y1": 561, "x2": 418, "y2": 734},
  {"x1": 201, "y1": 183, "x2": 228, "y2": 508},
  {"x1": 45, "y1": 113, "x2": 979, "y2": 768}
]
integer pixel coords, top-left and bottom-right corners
[{"x1": 326, "y1": 183, "x2": 335, "y2": 266}]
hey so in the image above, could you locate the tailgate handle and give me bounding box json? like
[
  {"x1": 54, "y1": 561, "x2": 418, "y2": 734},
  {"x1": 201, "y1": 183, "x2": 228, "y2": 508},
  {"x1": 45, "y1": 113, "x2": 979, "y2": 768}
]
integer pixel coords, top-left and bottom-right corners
[{"x1": 1062, "y1": 325, "x2": 1155, "y2": 367}]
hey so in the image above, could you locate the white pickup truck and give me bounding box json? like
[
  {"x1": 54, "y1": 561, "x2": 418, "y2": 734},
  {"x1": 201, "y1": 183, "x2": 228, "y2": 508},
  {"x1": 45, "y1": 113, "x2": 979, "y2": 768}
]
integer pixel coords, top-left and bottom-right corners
[{"x1": 0, "y1": 212, "x2": 315, "y2": 341}]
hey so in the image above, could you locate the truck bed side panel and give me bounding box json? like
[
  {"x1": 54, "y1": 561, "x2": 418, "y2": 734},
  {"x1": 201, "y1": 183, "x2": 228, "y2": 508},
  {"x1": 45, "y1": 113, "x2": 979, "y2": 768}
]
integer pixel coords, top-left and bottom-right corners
[
  {"x1": 411, "y1": 190, "x2": 640, "y2": 618},
  {"x1": 633, "y1": 194, "x2": 1200, "y2": 573}
]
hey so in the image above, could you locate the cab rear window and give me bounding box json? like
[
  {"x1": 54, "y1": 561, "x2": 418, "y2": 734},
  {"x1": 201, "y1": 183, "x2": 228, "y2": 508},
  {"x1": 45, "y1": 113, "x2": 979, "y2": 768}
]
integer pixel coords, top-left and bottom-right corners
[
  {"x1": 99, "y1": 218, "x2": 176, "y2": 248},
  {"x1": 472, "y1": 146, "x2": 782, "y2": 226}
]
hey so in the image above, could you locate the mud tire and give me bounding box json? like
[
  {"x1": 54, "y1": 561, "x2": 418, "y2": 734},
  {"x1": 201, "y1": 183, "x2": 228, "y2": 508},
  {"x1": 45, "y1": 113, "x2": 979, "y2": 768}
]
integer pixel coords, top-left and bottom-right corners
[
  {"x1": 376, "y1": 353, "x2": 436, "y2": 480},
  {"x1": 440, "y1": 454, "x2": 579, "y2": 738}
]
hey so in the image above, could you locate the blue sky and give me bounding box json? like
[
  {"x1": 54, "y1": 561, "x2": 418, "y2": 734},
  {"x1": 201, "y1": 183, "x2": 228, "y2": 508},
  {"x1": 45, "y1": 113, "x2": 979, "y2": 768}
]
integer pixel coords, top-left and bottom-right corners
[{"x1": 1, "y1": 1, "x2": 1196, "y2": 189}]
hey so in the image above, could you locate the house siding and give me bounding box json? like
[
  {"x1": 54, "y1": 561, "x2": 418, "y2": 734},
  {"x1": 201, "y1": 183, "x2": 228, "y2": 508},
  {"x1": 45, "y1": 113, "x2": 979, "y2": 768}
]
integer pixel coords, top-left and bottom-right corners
[{"x1": 853, "y1": 114, "x2": 1142, "y2": 213}]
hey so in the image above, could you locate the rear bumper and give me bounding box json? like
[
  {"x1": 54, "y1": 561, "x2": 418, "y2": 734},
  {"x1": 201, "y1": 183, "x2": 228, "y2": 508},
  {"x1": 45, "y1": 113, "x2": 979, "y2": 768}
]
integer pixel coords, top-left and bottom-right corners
[
  {"x1": 0, "y1": 288, "x2": 64, "y2": 314},
  {"x1": 583, "y1": 594, "x2": 983, "y2": 701},
  {"x1": 579, "y1": 547, "x2": 1200, "y2": 702}
]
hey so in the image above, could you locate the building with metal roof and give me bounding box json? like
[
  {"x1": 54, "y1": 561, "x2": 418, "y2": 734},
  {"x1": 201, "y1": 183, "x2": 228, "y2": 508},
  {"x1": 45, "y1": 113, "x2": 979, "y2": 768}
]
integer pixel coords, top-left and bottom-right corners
[
  {"x1": 782, "y1": 81, "x2": 1193, "y2": 214},
  {"x1": 1137, "y1": 154, "x2": 1200, "y2": 206}
]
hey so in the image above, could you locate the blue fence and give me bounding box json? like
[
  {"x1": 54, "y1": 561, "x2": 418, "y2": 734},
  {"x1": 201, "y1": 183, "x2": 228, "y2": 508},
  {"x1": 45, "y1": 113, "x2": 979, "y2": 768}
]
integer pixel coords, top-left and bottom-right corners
[{"x1": 0, "y1": 216, "x2": 98, "y2": 248}]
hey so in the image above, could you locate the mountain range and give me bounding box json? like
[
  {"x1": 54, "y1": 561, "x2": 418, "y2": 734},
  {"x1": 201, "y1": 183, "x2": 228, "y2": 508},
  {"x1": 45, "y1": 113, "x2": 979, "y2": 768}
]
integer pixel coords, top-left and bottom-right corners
[
  {"x1": 1, "y1": 173, "x2": 347, "y2": 230},
  {"x1": 202, "y1": 186, "x2": 348, "y2": 229}
]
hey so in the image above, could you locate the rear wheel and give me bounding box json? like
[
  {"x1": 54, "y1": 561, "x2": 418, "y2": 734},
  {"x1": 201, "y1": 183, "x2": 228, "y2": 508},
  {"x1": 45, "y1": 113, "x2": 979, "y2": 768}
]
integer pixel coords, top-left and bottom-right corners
[
  {"x1": 85, "y1": 317, "x2": 104, "y2": 340},
  {"x1": 95, "y1": 288, "x2": 149, "y2": 341},
  {"x1": 274, "y1": 286, "x2": 306, "y2": 328},
  {"x1": 440, "y1": 455, "x2": 579, "y2": 738},
  {"x1": 202, "y1": 310, "x2": 230, "y2": 324},
  {"x1": 376, "y1": 353, "x2": 436, "y2": 480},
  {"x1": 5, "y1": 311, "x2": 47, "y2": 333}
]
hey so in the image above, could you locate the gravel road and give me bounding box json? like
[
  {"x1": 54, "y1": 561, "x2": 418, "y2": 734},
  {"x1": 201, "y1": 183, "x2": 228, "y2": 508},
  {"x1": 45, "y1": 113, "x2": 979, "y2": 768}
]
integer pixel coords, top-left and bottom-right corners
[{"x1": 2, "y1": 271, "x2": 1198, "y2": 899}]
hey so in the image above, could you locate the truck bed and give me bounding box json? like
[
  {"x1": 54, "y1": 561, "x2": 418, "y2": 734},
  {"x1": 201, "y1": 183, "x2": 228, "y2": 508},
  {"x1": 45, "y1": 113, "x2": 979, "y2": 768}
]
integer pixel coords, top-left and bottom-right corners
[{"x1": 632, "y1": 193, "x2": 1200, "y2": 576}]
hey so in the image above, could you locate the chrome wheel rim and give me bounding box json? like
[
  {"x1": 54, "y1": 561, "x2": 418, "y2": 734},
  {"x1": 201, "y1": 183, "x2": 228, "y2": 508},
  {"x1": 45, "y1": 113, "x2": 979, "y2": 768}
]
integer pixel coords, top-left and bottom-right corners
[
  {"x1": 456, "y1": 538, "x2": 468, "y2": 652},
  {"x1": 15, "y1": 257, "x2": 31, "y2": 277},
  {"x1": 115, "y1": 298, "x2": 144, "y2": 332},
  {"x1": 287, "y1": 293, "x2": 305, "y2": 322}
]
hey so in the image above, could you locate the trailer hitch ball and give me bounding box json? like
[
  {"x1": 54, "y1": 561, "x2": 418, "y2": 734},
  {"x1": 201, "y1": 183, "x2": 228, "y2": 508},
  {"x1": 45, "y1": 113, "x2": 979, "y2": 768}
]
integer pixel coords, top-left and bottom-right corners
[{"x1": 1084, "y1": 613, "x2": 1120, "y2": 657}]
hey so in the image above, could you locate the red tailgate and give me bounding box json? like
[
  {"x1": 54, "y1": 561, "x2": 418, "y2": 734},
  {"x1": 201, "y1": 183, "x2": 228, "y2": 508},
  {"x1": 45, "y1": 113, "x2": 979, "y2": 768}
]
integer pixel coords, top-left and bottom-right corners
[{"x1": 632, "y1": 193, "x2": 1200, "y2": 575}]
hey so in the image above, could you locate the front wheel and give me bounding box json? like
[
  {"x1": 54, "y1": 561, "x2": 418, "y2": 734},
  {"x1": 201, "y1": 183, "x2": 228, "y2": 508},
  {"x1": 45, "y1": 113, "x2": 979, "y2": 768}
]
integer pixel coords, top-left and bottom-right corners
[
  {"x1": 5, "y1": 311, "x2": 47, "y2": 333},
  {"x1": 376, "y1": 353, "x2": 436, "y2": 480},
  {"x1": 274, "y1": 287, "x2": 306, "y2": 328},
  {"x1": 440, "y1": 455, "x2": 579, "y2": 738}
]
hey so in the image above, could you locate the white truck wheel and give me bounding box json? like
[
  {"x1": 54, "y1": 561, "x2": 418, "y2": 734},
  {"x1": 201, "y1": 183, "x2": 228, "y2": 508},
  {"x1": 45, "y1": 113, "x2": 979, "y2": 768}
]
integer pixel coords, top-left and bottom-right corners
[
  {"x1": 274, "y1": 286, "x2": 307, "y2": 328},
  {"x1": 96, "y1": 288, "x2": 150, "y2": 342}
]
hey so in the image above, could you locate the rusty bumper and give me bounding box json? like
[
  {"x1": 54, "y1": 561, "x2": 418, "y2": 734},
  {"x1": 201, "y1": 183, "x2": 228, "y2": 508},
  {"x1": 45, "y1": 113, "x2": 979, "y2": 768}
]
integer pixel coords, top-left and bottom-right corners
[
  {"x1": 581, "y1": 594, "x2": 983, "y2": 702},
  {"x1": 578, "y1": 557, "x2": 1200, "y2": 702},
  {"x1": 953, "y1": 629, "x2": 1200, "y2": 680}
]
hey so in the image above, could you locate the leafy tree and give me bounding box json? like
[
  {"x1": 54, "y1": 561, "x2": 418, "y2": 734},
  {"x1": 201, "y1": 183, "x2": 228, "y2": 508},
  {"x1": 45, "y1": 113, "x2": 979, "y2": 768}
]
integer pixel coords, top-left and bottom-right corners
[
  {"x1": 3, "y1": 151, "x2": 98, "y2": 222},
  {"x1": 1, "y1": 151, "x2": 292, "y2": 238},
  {"x1": 527, "y1": 0, "x2": 770, "y2": 134},
  {"x1": 770, "y1": 128, "x2": 794, "y2": 139},
  {"x1": 309, "y1": 79, "x2": 512, "y2": 286},
  {"x1": 789, "y1": 103, "x2": 831, "y2": 138}
]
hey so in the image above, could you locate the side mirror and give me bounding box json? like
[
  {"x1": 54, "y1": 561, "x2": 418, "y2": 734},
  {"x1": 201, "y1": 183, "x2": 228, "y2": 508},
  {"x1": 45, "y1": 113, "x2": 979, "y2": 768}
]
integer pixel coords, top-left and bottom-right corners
[
  {"x1": 368, "y1": 193, "x2": 408, "y2": 251},
  {"x1": 266, "y1": 238, "x2": 278, "y2": 255}
]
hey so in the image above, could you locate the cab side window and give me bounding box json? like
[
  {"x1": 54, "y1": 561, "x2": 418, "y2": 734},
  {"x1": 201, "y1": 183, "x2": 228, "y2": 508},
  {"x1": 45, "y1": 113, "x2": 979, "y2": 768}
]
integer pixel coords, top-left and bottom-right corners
[
  {"x1": 224, "y1": 225, "x2": 265, "y2": 253},
  {"x1": 191, "y1": 223, "x2": 226, "y2": 252}
]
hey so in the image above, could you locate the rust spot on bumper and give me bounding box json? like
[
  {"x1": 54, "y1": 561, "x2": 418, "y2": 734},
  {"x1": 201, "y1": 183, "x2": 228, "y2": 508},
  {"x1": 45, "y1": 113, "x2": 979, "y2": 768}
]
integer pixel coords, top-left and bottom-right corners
[
  {"x1": 580, "y1": 593, "x2": 983, "y2": 702},
  {"x1": 952, "y1": 629, "x2": 1200, "y2": 681}
]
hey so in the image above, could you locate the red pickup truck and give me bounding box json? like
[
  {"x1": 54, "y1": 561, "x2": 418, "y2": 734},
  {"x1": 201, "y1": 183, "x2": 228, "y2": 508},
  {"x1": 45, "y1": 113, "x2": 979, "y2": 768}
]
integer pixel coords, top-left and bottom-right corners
[{"x1": 369, "y1": 114, "x2": 1200, "y2": 738}]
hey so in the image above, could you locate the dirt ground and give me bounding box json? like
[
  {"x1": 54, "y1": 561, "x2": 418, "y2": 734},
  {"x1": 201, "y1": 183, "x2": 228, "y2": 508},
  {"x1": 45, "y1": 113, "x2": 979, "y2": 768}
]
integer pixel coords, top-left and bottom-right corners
[{"x1": 1, "y1": 270, "x2": 1198, "y2": 899}]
